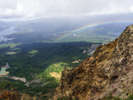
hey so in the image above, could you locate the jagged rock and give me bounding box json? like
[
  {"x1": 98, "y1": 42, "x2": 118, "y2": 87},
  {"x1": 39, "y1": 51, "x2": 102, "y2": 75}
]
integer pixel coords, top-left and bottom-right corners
[
  {"x1": 54, "y1": 25, "x2": 133, "y2": 100},
  {"x1": 0, "y1": 90, "x2": 38, "y2": 100},
  {"x1": 0, "y1": 90, "x2": 21, "y2": 100}
]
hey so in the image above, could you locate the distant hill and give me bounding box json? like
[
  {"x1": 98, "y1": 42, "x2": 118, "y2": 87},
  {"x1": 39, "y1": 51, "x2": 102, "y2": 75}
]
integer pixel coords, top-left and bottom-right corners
[
  {"x1": 56, "y1": 22, "x2": 133, "y2": 43},
  {"x1": 0, "y1": 19, "x2": 133, "y2": 43}
]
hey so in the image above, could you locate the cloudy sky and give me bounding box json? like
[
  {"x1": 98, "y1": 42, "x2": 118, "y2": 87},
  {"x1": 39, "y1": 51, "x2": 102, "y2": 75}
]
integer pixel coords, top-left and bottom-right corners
[{"x1": 0, "y1": 0, "x2": 133, "y2": 20}]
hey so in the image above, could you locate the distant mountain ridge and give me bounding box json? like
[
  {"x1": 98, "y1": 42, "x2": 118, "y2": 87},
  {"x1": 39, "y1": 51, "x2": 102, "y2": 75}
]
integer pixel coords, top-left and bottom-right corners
[
  {"x1": 55, "y1": 25, "x2": 133, "y2": 100},
  {"x1": 0, "y1": 19, "x2": 133, "y2": 43}
]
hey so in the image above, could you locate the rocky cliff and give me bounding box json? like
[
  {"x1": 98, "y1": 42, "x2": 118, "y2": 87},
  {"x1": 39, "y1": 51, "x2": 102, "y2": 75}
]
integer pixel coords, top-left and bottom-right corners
[
  {"x1": 55, "y1": 25, "x2": 133, "y2": 100},
  {"x1": 0, "y1": 90, "x2": 38, "y2": 100}
]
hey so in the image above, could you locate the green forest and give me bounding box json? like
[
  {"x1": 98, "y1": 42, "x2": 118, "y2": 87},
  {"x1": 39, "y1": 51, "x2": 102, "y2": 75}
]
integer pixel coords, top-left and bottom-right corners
[{"x1": 0, "y1": 42, "x2": 100, "y2": 99}]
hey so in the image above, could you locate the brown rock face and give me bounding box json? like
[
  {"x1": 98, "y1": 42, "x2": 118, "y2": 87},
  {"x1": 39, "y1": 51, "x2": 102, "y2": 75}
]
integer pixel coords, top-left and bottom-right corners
[
  {"x1": 0, "y1": 90, "x2": 38, "y2": 100},
  {"x1": 0, "y1": 90, "x2": 21, "y2": 100},
  {"x1": 55, "y1": 25, "x2": 133, "y2": 100}
]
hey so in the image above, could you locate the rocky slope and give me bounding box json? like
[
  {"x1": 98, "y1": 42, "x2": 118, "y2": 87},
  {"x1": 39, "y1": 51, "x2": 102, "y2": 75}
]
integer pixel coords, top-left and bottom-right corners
[
  {"x1": 54, "y1": 25, "x2": 133, "y2": 100},
  {"x1": 0, "y1": 90, "x2": 38, "y2": 100}
]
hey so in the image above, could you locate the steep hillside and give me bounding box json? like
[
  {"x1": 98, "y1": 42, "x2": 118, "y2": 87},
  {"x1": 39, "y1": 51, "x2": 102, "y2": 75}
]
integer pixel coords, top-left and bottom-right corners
[{"x1": 55, "y1": 25, "x2": 133, "y2": 100}]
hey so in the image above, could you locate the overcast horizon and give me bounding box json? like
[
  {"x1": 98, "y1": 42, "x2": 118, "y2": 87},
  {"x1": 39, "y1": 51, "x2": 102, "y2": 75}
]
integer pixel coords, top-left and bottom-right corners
[{"x1": 0, "y1": 0, "x2": 133, "y2": 21}]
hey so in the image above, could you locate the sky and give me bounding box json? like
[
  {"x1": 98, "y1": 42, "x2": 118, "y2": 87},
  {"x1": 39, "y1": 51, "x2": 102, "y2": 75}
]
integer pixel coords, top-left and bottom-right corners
[{"x1": 0, "y1": 0, "x2": 133, "y2": 20}]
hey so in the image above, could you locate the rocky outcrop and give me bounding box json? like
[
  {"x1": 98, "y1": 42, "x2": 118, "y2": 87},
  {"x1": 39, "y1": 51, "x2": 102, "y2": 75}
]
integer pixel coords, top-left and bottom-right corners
[
  {"x1": 55, "y1": 25, "x2": 133, "y2": 100},
  {"x1": 0, "y1": 90, "x2": 38, "y2": 100},
  {"x1": 0, "y1": 90, "x2": 21, "y2": 100}
]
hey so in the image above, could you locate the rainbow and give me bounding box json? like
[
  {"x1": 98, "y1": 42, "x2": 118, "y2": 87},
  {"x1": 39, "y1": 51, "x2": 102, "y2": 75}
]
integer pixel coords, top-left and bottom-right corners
[
  {"x1": 55, "y1": 20, "x2": 125, "y2": 41},
  {"x1": 55, "y1": 23, "x2": 100, "y2": 41}
]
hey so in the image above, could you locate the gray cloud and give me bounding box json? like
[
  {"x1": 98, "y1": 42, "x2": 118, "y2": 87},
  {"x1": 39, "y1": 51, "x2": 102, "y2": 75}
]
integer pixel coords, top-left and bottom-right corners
[
  {"x1": 0, "y1": 0, "x2": 17, "y2": 9},
  {"x1": 0, "y1": 0, "x2": 133, "y2": 19}
]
